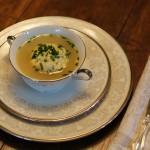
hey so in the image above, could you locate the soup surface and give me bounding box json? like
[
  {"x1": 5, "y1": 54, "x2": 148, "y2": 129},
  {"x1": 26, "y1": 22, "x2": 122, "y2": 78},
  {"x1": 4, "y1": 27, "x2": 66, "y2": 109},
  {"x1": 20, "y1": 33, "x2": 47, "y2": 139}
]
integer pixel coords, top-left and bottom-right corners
[{"x1": 16, "y1": 34, "x2": 80, "y2": 81}]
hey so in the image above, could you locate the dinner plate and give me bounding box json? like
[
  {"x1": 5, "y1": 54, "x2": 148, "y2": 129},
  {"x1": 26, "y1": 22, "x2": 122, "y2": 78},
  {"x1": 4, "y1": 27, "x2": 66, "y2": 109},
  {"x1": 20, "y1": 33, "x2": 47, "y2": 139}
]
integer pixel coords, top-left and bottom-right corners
[
  {"x1": 0, "y1": 16, "x2": 132, "y2": 142},
  {"x1": 0, "y1": 30, "x2": 110, "y2": 122}
]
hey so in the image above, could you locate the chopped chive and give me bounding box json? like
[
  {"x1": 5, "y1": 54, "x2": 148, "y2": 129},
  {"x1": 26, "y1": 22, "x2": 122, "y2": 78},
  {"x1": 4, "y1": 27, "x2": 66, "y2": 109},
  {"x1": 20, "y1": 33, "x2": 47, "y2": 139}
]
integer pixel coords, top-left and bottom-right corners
[
  {"x1": 44, "y1": 59, "x2": 47, "y2": 62},
  {"x1": 57, "y1": 44, "x2": 63, "y2": 49},
  {"x1": 31, "y1": 53, "x2": 37, "y2": 59},
  {"x1": 65, "y1": 50, "x2": 71, "y2": 57},
  {"x1": 58, "y1": 68, "x2": 63, "y2": 71},
  {"x1": 50, "y1": 56, "x2": 55, "y2": 61},
  {"x1": 61, "y1": 36, "x2": 67, "y2": 39},
  {"x1": 66, "y1": 40, "x2": 75, "y2": 48},
  {"x1": 63, "y1": 73, "x2": 68, "y2": 76},
  {"x1": 75, "y1": 63, "x2": 79, "y2": 66},
  {"x1": 40, "y1": 63, "x2": 43, "y2": 70},
  {"x1": 35, "y1": 68, "x2": 39, "y2": 72}
]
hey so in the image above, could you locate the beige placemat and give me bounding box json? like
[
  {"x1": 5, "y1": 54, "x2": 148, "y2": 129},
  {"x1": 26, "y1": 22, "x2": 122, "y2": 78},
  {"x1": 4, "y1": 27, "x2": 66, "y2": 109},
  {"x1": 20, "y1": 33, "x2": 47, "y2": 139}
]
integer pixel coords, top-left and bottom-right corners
[{"x1": 108, "y1": 56, "x2": 150, "y2": 150}]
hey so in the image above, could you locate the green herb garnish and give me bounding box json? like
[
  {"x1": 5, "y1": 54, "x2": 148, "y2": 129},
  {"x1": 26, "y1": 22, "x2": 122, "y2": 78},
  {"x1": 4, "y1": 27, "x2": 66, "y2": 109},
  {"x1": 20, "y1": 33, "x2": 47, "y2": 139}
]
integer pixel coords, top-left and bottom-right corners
[
  {"x1": 31, "y1": 44, "x2": 59, "y2": 60},
  {"x1": 65, "y1": 50, "x2": 71, "y2": 57},
  {"x1": 61, "y1": 36, "x2": 67, "y2": 39},
  {"x1": 63, "y1": 73, "x2": 68, "y2": 76},
  {"x1": 35, "y1": 68, "x2": 40, "y2": 72},
  {"x1": 67, "y1": 40, "x2": 75, "y2": 48},
  {"x1": 40, "y1": 63, "x2": 43, "y2": 70},
  {"x1": 50, "y1": 56, "x2": 55, "y2": 61},
  {"x1": 57, "y1": 44, "x2": 63, "y2": 49},
  {"x1": 44, "y1": 59, "x2": 48, "y2": 62},
  {"x1": 75, "y1": 63, "x2": 79, "y2": 66}
]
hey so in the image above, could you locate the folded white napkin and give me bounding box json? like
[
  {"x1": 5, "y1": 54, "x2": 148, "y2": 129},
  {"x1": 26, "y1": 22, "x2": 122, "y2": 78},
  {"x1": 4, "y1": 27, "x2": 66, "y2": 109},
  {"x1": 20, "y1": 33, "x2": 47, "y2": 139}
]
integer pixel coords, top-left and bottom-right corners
[{"x1": 108, "y1": 56, "x2": 150, "y2": 150}]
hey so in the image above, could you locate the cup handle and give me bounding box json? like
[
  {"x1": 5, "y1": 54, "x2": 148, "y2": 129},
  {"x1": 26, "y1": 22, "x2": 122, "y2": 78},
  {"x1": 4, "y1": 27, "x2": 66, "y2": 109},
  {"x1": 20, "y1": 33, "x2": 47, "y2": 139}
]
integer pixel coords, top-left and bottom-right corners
[
  {"x1": 73, "y1": 69, "x2": 93, "y2": 80},
  {"x1": 7, "y1": 36, "x2": 16, "y2": 46}
]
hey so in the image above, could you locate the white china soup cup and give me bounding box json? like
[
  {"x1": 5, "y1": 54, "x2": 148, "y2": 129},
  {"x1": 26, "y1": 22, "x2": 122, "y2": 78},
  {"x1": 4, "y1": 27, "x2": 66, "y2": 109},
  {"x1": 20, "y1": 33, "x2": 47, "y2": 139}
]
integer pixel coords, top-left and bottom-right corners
[{"x1": 7, "y1": 25, "x2": 92, "y2": 92}]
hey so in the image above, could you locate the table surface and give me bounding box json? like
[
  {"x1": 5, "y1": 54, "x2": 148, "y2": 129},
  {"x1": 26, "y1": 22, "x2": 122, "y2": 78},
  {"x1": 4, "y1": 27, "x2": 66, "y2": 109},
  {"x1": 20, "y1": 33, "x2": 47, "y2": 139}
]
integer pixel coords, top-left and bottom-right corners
[{"x1": 0, "y1": 0, "x2": 150, "y2": 149}]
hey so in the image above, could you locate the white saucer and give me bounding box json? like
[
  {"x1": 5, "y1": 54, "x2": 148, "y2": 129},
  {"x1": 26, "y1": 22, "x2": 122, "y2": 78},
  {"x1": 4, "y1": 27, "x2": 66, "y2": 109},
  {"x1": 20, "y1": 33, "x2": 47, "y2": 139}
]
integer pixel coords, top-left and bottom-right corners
[
  {"x1": 0, "y1": 16, "x2": 132, "y2": 142},
  {"x1": 0, "y1": 30, "x2": 110, "y2": 122}
]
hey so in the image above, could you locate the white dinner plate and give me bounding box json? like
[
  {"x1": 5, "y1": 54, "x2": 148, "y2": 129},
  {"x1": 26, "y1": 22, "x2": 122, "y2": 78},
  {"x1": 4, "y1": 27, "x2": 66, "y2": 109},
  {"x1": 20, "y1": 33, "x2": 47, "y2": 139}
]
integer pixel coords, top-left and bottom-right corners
[{"x1": 0, "y1": 16, "x2": 132, "y2": 142}]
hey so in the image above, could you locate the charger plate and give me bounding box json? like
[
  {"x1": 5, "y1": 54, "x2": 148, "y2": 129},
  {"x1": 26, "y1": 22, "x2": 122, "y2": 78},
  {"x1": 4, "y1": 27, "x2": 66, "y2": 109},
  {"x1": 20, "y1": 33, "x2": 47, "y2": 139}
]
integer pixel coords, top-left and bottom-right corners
[{"x1": 0, "y1": 16, "x2": 132, "y2": 142}]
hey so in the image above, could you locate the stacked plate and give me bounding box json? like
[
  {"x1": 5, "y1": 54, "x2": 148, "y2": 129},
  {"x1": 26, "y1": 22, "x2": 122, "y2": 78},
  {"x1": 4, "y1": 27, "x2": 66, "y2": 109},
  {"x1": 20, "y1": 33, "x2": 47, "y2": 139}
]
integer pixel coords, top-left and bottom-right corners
[{"x1": 0, "y1": 16, "x2": 132, "y2": 142}]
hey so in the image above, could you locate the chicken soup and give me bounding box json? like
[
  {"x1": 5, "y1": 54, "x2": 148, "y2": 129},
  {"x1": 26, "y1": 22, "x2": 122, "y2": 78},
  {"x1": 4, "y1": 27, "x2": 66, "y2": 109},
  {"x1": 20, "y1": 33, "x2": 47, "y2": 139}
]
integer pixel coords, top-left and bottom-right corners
[{"x1": 16, "y1": 34, "x2": 80, "y2": 81}]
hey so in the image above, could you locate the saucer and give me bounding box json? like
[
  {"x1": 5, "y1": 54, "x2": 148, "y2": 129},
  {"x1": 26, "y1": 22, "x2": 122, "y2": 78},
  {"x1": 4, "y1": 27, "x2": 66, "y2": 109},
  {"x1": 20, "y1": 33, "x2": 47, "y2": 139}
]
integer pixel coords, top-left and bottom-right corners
[
  {"x1": 0, "y1": 16, "x2": 132, "y2": 142},
  {"x1": 0, "y1": 30, "x2": 110, "y2": 122}
]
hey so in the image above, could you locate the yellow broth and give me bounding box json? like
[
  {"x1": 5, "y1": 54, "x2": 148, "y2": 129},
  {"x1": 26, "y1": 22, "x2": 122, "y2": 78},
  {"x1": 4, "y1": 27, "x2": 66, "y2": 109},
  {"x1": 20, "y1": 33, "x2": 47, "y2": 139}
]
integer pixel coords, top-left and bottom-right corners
[{"x1": 16, "y1": 34, "x2": 80, "y2": 81}]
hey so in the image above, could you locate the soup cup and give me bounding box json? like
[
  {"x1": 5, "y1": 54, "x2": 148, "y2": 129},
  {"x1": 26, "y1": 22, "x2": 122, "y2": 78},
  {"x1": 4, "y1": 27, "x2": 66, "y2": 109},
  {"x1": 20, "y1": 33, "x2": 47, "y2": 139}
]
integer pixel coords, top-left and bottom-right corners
[{"x1": 7, "y1": 25, "x2": 92, "y2": 92}]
